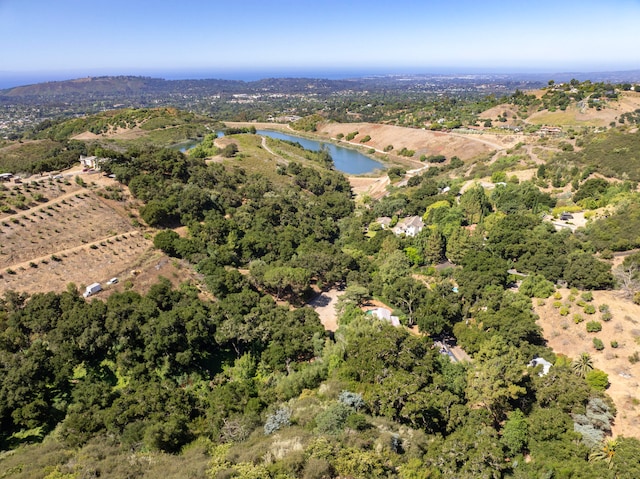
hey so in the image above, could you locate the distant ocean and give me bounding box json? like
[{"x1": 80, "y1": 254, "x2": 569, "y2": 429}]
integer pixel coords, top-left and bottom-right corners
[
  {"x1": 2, "y1": 67, "x2": 639, "y2": 90},
  {"x1": 0, "y1": 69, "x2": 387, "y2": 89},
  {"x1": 156, "y1": 68, "x2": 427, "y2": 81},
  {"x1": 0, "y1": 67, "x2": 484, "y2": 89}
]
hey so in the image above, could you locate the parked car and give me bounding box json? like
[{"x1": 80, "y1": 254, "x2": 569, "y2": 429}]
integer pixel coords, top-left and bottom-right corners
[{"x1": 106, "y1": 277, "x2": 118, "y2": 285}]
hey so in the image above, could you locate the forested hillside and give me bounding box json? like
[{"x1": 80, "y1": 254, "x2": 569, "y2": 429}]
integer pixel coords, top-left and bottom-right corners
[{"x1": 2, "y1": 108, "x2": 640, "y2": 478}]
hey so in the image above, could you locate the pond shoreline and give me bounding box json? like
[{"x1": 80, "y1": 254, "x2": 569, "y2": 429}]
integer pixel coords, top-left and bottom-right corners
[{"x1": 225, "y1": 121, "x2": 393, "y2": 176}]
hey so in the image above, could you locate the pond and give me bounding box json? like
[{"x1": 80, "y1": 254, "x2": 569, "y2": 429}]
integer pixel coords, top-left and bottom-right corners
[
  {"x1": 177, "y1": 130, "x2": 384, "y2": 175},
  {"x1": 256, "y1": 130, "x2": 384, "y2": 175},
  {"x1": 176, "y1": 131, "x2": 225, "y2": 153}
]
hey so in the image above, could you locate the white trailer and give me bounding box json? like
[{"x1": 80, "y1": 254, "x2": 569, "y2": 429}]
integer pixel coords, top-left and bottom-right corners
[{"x1": 83, "y1": 282, "x2": 102, "y2": 298}]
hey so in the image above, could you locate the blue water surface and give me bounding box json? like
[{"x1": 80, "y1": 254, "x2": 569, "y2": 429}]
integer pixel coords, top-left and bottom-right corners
[{"x1": 256, "y1": 130, "x2": 384, "y2": 175}]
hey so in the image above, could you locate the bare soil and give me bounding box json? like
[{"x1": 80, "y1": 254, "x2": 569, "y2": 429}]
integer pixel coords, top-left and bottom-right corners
[
  {"x1": 315, "y1": 122, "x2": 517, "y2": 163},
  {"x1": 347, "y1": 176, "x2": 390, "y2": 201},
  {"x1": 308, "y1": 288, "x2": 343, "y2": 332},
  {"x1": 481, "y1": 90, "x2": 640, "y2": 128},
  {"x1": 0, "y1": 168, "x2": 197, "y2": 298},
  {"x1": 534, "y1": 289, "x2": 640, "y2": 438},
  {"x1": 72, "y1": 126, "x2": 148, "y2": 141}
]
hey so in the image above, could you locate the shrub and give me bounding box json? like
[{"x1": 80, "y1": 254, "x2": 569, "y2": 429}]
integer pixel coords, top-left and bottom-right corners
[
  {"x1": 599, "y1": 304, "x2": 610, "y2": 313},
  {"x1": 559, "y1": 306, "x2": 570, "y2": 316},
  {"x1": 491, "y1": 171, "x2": 507, "y2": 183},
  {"x1": 303, "y1": 458, "x2": 333, "y2": 479},
  {"x1": 600, "y1": 249, "x2": 614, "y2": 259},
  {"x1": 584, "y1": 304, "x2": 596, "y2": 314},
  {"x1": 586, "y1": 321, "x2": 602, "y2": 332},
  {"x1": 427, "y1": 154, "x2": 447, "y2": 163},
  {"x1": 154, "y1": 230, "x2": 180, "y2": 256},
  {"x1": 520, "y1": 274, "x2": 555, "y2": 298},
  {"x1": 387, "y1": 166, "x2": 406, "y2": 181},
  {"x1": 573, "y1": 314, "x2": 584, "y2": 324},
  {"x1": 629, "y1": 352, "x2": 640, "y2": 364},
  {"x1": 610, "y1": 341, "x2": 619, "y2": 348},
  {"x1": 220, "y1": 143, "x2": 238, "y2": 158},
  {"x1": 264, "y1": 407, "x2": 291, "y2": 435},
  {"x1": 345, "y1": 414, "x2": 371, "y2": 431},
  {"x1": 585, "y1": 369, "x2": 609, "y2": 391},
  {"x1": 315, "y1": 403, "x2": 351, "y2": 435},
  {"x1": 338, "y1": 391, "x2": 365, "y2": 411},
  {"x1": 593, "y1": 338, "x2": 605, "y2": 350},
  {"x1": 398, "y1": 147, "x2": 415, "y2": 157},
  {"x1": 345, "y1": 131, "x2": 358, "y2": 141},
  {"x1": 581, "y1": 291, "x2": 594, "y2": 302},
  {"x1": 601, "y1": 311, "x2": 613, "y2": 322}
]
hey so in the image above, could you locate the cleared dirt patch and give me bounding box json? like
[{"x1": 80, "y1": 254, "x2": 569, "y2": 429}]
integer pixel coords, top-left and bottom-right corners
[
  {"x1": 308, "y1": 288, "x2": 343, "y2": 332},
  {"x1": 0, "y1": 163, "x2": 209, "y2": 301},
  {"x1": 316, "y1": 122, "x2": 508, "y2": 162},
  {"x1": 72, "y1": 125, "x2": 148, "y2": 141},
  {"x1": 0, "y1": 166, "x2": 178, "y2": 297},
  {"x1": 1, "y1": 193, "x2": 134, "y2": 270},
  {"x1": 348, "y1": 176, "x2": 390, "y2": 201},
  {"x1": 535, "y1": 288, "x2": 640, "y2": 438},
  {"x1": 1, "y1": 231, "x2": 151, "y2": 295}
]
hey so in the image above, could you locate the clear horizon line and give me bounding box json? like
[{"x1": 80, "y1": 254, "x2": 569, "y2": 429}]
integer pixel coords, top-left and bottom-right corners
[{"x1": 2, "y1": 66, "x2": 640, "y2": 90}]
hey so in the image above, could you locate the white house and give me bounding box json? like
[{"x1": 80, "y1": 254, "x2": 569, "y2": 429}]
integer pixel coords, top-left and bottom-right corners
[
  {"x1": 528, "y1": 357, "x2": 553, "y2": 376},
  {"x1": 79, "y1": 155, "x2": 105, "y2": 170},
  {"x1": 375, "y1": 217, "x2": 392, "y2": 229},
  {"x1": 368, "y1": 307, "x2": 401, "y2": 327},
  {"x1": 392, "y1": 216, "x2": 424, "y2": 237}
]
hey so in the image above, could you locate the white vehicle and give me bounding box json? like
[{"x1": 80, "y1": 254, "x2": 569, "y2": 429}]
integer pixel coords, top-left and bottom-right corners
[
  {"x1": 106, "y1": 277, "x2": 118, "y2": 285},
  {"x1": 83, "y1": 282, "x2": 102, "y2": 298}
]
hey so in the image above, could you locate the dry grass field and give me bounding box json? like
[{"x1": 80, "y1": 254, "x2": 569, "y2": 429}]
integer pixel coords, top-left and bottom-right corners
[
  {"x1": 535, "y1": 289, "x2": 640, "y2": 439},
  {"x1": 315, "y1": 121, "x2": 515, "y2": 164},
  {"x1": 483, "y1": 90, "x2": 640, "y2": 128},
  {"x1": 0, "y1": 170, "x2": 197, "y2": 298}
]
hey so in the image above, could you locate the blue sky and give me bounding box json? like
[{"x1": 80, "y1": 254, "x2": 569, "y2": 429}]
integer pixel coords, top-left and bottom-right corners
[{"x1": 1, "y1": 0, "x2": 640, "y2": 83}]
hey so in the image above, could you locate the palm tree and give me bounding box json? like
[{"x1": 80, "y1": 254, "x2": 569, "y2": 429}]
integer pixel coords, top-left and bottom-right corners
[
  {"x1": 572, "y1": 352, "x2": 594, "y2": 378},
  {"x1": 589, "y1": 438, "x2": 617, "y2": 468}
]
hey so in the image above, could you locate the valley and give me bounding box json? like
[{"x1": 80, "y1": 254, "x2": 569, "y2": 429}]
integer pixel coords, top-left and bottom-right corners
[{"x1": 3, "y1": 77, "x2": 640, "y2": 478}]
